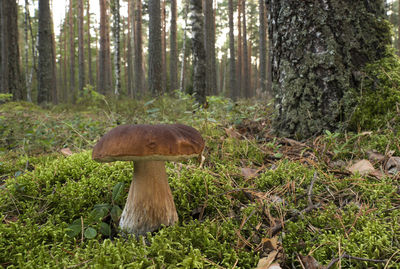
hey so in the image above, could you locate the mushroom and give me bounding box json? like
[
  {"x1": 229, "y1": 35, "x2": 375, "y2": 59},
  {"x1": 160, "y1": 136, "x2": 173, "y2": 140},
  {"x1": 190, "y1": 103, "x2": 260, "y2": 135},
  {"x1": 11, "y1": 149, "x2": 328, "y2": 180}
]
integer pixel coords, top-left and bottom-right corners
[{"x1": 92, "y1": 124, "x2": 204, "y2": 236}]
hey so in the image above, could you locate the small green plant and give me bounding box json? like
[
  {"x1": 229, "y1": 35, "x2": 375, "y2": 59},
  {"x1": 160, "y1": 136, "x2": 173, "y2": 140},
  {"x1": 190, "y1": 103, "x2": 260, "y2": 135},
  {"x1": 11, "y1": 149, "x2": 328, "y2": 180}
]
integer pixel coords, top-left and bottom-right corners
[{"x1": 66, "y1": 182, "x2": 124, "y2": 239}]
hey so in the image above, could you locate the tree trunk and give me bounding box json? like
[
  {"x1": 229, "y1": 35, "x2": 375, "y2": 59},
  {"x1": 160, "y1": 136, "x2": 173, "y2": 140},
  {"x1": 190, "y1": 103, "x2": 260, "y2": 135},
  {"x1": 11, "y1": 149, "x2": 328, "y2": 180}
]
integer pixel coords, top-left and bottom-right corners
[
  {"x1": 267, "y1": 0, "x2": 391, "y2": 138},
  {"x1": 99, "y1": 0, "x2": 112, "y2": 95},
  {"x1": 87, "y1": 0, "x2": 94, "y2": 86},
  {"x1": 169, "y1": 0, "x2": 178, "y2": 91},
  {"x1": 24, "y1": 0, "x2": 32, "y2": 102},
  {"x1": 78, "y1": 0, "x2": 85, "y2": 92},
  {"x1": 161, "y1": 0, "x2": 167, "y2": 92},
  {"x1": 127, "y1": 0, "x2": 133, "y2": 97},
  {"x1": 228, "y1": 0, "x2": 237, "y2": 99},
  {"x1": 179, "y1": 0, "x2": 189, "y2": 92},
  {"x1": 204, "y1": 0, "x2": 216, "y2": 96},
  {"x1": 0, "y1": 0, "x2": 23, "y2": 100},
  {"x1": 38, "y1": 0, "x2": 56, "y2": 104},
  {"x1": 112, "y1": 0, "x2": 121, "y2": 96},
  {"x1": 148, "y1": 0, "x2": 162, "y2": 94},
  {"x1": 236, "y1": 0, "x2": 242, "y2": 98},
  {"x1": 69, "y1": 0, "x2": 76, "y2": 102},
  {"x1": 190, "y1": 0, "x2": 207, "y2": 105},
  {"x1": 134, "y1": 0, "x2": 144, "y2": 95},
  {"x1": 259, "y1": 0, "x2": 267, "y2": 94},
  {"x1": 242, "y1": 0, "x2": 249, "y2": 98}
]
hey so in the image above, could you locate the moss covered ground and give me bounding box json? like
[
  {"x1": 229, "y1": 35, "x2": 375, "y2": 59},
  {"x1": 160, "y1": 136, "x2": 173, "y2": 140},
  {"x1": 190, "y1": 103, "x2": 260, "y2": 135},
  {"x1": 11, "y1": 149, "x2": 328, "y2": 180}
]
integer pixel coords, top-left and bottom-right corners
[{"x1": 1, "y1": 92, "x2": 400, "y2": 268}]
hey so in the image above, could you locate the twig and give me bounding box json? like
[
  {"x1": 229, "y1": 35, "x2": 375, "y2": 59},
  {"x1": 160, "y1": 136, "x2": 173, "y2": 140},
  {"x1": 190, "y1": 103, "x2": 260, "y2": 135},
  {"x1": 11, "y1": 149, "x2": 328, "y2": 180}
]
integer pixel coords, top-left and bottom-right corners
[
  {"x1": 307, "y1": 172, "x2": 317, "y2": 207},
  {"x1": 203, "y1": 257, "x2": 226, "y2": 269},
  {"x1": 325, "y1": 252, "x2": 387, "y2": 269},
  {"x1": 66, "y1": 259, "x2": 92, "y2": 268},
  {"x1": 81, "y1": 216, "x2": 84, "y2": 244},
  {"x1": 269, "y1": 203, "x2": 321, "y2": 237}
]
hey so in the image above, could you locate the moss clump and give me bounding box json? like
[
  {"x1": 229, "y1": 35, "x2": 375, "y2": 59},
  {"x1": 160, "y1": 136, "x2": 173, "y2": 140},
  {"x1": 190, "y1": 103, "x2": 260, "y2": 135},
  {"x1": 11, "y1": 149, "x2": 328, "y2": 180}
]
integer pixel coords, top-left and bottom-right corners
[{"x1": 347, "y1": 55, "x2": 400, "y2": 131}]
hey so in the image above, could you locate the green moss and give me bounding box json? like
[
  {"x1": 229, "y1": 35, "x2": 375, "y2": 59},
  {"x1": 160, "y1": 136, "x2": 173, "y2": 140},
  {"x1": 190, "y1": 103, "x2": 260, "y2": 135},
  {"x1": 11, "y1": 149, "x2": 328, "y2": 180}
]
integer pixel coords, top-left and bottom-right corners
[{"x1": 347, "y1": 55, "x2": 400, "y2": 131}]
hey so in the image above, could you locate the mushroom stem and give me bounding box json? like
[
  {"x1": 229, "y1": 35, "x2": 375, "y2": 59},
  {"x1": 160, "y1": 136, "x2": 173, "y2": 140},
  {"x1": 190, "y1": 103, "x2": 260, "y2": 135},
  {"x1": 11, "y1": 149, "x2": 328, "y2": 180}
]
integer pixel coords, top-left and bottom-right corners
[{"x1": 119, "y1": 160, "x2": 178, "y2": 235}]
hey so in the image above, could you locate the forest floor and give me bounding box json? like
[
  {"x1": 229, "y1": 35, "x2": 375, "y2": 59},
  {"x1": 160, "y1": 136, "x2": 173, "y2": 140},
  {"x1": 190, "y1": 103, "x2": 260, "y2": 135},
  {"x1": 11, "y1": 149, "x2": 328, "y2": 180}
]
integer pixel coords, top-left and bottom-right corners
[{"x1": 1, "y1": 93, "x2": 400, "y2": 268}]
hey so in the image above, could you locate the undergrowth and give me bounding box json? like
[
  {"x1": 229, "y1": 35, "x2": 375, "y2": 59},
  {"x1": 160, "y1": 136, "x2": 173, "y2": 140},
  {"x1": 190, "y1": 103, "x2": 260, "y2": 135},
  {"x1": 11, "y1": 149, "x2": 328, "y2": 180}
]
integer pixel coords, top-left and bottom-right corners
[{"x1": 1, "y1": 93, "x2": 400, "y2": 268}]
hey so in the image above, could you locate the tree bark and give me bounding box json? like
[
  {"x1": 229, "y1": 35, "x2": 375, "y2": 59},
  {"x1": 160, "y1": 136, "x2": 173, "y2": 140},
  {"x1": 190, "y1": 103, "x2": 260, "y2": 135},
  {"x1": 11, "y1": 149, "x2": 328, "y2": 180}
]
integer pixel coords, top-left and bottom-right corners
[
  {"x1": 87, "y1": 0, "x2": 94, "y2": 86},
  {"x1": 112, "y1": 0, "x2": 121, "y2": 96},
  {"x1": 236, "y1": 0, "x2": 242, "y2": 98},
  {"x1": 179, "y1": 0, "x2": 189, "y2": 92},
  {"x1": 38, "y1": 0, "x2": 56, "y2": 104},
  {"x1": 169, "y1": 0, "x2": 178, "y2": 91},
  {"x1": 259, "y1": 0, "x2": 267, "y2": 94},
  {"x1": 148, "y1": 0, "x2": 162, "y2": 94},
  {"x1": 228, "y1": 0, "x2": 237, "y2": 99},
  {"x1": 98, "y1": 0, "x2": 112, "y2": 95},
  {"x1": 242, "y1": 0, "x2": 250, "y2": 98},
  {"x1": 204, "y1": 0, "x2": 216, "y2": 96},
  {"x1": 69, "y1": 0, "x2": 76, "y2": 102},
  {"x1": 267, "y1": 0, "x2": 391, "y2": 138},
  {"x1": 0, "y1": 0, "x2": 23, "y2": 100},
  {"x1": 134, "y1": 0, "x2": 144, "y2": 95},
  {"x1": 78, "y1": 0, "x2": 85, "y2": 92},
  {"x1": 127, "y1": 0, "x2": 133, "y2": 97},
  {"x1": 161, "y1": 0, "x2": 167, "y2": 92},
  {"x1": 190, "y1": 0, "x2": 207, "y2": 105}
]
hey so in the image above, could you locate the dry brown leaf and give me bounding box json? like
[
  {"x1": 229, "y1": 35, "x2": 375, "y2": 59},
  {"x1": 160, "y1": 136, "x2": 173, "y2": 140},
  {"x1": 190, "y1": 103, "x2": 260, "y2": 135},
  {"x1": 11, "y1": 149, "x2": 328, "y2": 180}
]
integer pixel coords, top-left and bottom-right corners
[
  {"x1": 241, "y1": 167, "x2": 259, "y2": 180},
  {"x1": 366, "y1": 150, "x2": 385, "y2": 162},
  {"x1": 347, "y1": 160, "x2": 375, "y2": 176},
  {"x1": 60, "y1": 148, "x2": 73, "y2": 157},
  {"x1": 298, "y1": 254, "x2": 322, "y2": 269},
  {"x1": 386, "y1": 157, "x2": 400, "y2": 175},
  {"x1": 224, "y1": 126, "x2": 241, "y2": 139},
  {"x1": 261, "y1": 236, "x2": 279, "y2": 251},
  {"x1": 256, "y1": 250, "x2": 278, "y2": 269},
  {"x1": 268, "y1": 264, "x2": 282, "y2": 269}
]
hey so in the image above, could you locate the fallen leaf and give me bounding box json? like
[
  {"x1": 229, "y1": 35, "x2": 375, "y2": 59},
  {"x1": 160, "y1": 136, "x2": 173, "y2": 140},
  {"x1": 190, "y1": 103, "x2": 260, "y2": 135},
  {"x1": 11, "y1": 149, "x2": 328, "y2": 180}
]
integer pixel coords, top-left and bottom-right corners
[
  {"x1": 256, "y1": 250, "x2": 278, "y2": 269},
  {"x1": 224, "y1": 126, "x2": 241, "y2": 139},
  {"x1": 261, "y1": 236, "x2": 279, "y2": 251},
  {"x1": 385, "y1": 157, "x2": 400, "y2": 175},
  {"x1": 347, "y1": 160, "x2": 375, "y2": 176},
  {"x1": 268, "y1": 264, "x2": 282, "y2": 269},
  {"x1": 366, "y1": 150, "x2": 385, "y2": 162},
  {"x1": 60, "y1": 148, "x2": 73, "y2": 156},
  {"x1": 298, "y1": 254, "x2": 322, "y2": 269},
  {"x1": 241, "y1": 167, "x2": 259, "y2": 180}
]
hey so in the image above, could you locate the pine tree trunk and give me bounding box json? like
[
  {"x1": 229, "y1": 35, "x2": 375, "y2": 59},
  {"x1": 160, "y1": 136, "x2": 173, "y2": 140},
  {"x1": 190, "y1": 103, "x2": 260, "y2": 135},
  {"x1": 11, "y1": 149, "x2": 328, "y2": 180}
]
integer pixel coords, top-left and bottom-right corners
[
  {"x1": 24, "y1": 0, "x2": 32, "y2": 102},
  {"x1": 190, "y1": 0, "x2": 207, "y2": 105},
  {"x1": 127, "y1": 0, "x2": 133, "y2": 97},
  {"x1": 148, "y1": 0, "x2": 162, "y2": 94},
  {"x1": 99, "y1": 0, "x2": 112, "y2": 95},
  {"x1": 78, "y1": 0, "x2": 85, "y2": 92},
  {"x1": 267, "y1": 0, "x2": 391, "y2": 138},
  {"x1": 179, "y1": 0, "x2": 189, "y2": 92},
  {"x1": 87, "y1": 0, "x2": 93, "y2": 86},
  {"x1": 228, "y1": 0, "x2": 237, "y2": 99},
  {"x1": 236, "y1": 0, "x2": 242, "y2": 98},
  {"x1": 169, "y1": 0, "x2": 178, "y2": 91},
  {"x1": 69, "y1": 0, "x2": 75, "y2": 102},
  {"x1": 0, "y1": 0, "x2": 23, "y2": 100},
  {"x1": 259, "y1": 0, "x2": 267, "y2": 94},
  {"x1": 38, "y1": 0, "x2": 56, "y2": 104},
  {"x1": 242, "y1": 0, "x2": 249, "y2": 98},
  {"x1": 204, "y1": 0, "x2": 216, "y2": 96},
  {"x1": 161, "y1": 0, "x2": 167, "y2": 92},
  {"x1": 134, "y1": 0, "x2": 144, "y2": 95}
]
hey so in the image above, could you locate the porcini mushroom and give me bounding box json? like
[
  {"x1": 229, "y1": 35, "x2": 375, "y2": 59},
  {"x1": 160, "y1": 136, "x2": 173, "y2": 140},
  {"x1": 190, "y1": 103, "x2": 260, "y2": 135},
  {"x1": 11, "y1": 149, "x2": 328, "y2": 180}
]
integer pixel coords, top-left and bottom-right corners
[{"x1": 92, "y1": 124, "x2": 204, "y2": 236}]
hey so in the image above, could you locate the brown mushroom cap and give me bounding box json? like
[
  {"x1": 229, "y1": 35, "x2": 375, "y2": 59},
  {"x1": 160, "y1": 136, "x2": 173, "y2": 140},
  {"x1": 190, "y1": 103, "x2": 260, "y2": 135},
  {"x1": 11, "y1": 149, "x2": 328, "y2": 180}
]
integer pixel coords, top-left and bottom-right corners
[{"x1": 92, "y1": 124, "x2": 205, "y2": 162}]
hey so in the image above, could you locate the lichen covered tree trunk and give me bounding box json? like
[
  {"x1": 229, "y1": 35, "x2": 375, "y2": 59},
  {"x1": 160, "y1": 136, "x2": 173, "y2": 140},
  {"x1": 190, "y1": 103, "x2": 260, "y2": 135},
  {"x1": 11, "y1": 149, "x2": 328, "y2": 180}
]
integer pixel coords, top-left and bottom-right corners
[{"x1": 267, "y1": 0, "x2": 391, "y2": 138}]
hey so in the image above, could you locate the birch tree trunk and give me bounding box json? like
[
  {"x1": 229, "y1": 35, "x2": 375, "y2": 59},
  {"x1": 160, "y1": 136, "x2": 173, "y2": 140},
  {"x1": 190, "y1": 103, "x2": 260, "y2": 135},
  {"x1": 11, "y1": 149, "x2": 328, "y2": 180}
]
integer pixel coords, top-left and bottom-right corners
[{"x1": 112, "y1": 0, "x2": 121, "y2": 96}]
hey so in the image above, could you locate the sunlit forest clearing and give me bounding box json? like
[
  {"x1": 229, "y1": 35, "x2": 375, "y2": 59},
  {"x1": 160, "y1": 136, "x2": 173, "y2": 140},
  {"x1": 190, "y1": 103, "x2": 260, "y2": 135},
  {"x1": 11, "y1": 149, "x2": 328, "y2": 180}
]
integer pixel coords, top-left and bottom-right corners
[{"x1": 1, "y1": 0, "x2": 400, "y2": 268}]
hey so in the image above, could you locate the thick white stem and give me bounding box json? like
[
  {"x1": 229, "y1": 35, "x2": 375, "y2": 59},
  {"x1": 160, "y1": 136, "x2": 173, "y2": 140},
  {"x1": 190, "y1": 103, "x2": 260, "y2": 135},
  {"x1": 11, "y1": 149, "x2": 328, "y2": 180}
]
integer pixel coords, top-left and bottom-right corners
[{"x1": 119, "y1": 161, "x2": 178, "y2": 235}]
